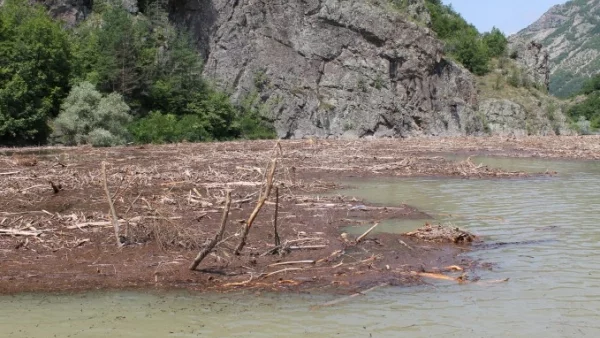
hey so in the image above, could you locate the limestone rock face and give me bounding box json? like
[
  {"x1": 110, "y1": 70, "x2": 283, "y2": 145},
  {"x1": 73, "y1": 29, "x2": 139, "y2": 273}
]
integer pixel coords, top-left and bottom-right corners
[
  {"x1": 39, "y1": 0, "x2": 93, "y2": 26},
  {"x1": 175, "y1": 0, "x2": 484, "y2": 138},
  {"x1": 405, "y1": 0, "x2": 431, "y2": 25},
  {"x1": 479, "y1": 98, "x2": 570, "y2": 137},
  {"x1": 509, "y1": 41, "x2": 550, "y2": 90}
]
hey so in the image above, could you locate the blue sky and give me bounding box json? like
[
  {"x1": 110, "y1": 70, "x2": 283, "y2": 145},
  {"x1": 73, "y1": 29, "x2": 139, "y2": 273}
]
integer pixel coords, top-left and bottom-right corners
[{"x1": 443, "y1": 0, "x2": 567, "y2": 35}]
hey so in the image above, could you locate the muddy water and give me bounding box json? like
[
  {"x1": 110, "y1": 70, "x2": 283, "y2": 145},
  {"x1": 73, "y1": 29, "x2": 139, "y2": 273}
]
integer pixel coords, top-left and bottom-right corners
[{"x1": 2, "y1": 157, "x2": 600, "y2": 337}]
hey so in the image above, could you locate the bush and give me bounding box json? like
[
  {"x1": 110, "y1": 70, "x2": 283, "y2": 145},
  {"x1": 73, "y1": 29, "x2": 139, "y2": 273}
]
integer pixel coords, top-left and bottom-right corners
[
  {"x1": 573, "y1": 116, "x2": 592, "y2": 135},
  {"x1": 568, "y1": 92, "x2": 600, "y2": 130},
  {"x1": 52, "y1": 82, "x2": 132, "y2": 146},
  {"x1": 237, "y1": 91, "x2": 277, "y2": 140},
  {"x1": 129, "y1": 111, "x2": 212, "y2": 144}
]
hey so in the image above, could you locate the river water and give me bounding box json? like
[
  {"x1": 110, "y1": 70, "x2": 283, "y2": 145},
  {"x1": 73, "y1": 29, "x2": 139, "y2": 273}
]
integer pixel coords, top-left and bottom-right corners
[{"x1": 1, "y1": 157, "x2": 599, "y2": 337}]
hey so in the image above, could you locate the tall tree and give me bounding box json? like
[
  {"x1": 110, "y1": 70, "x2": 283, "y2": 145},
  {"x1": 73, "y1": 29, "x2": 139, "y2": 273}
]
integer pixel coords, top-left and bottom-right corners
[{"x1": 0, "y1": 0, "x2": 71, "y2": 145}]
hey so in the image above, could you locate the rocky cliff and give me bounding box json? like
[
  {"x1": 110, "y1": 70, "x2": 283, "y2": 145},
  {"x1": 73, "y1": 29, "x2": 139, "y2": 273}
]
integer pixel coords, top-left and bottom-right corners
[
  {"x1": 173, "y1": 0, "x2": 485, "y2": 139},
  {"x1": 32, "y1": 0, "x2": 570, "y2": 138},
  {"x1": 511, "y1": 0, "x2": 600, "y2": 97}
]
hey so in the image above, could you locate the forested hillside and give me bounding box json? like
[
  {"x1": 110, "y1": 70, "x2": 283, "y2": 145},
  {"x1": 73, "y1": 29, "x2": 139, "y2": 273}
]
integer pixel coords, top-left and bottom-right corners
[{"x1": 0, "y1": 0, "x2": 274, "y2": 146}]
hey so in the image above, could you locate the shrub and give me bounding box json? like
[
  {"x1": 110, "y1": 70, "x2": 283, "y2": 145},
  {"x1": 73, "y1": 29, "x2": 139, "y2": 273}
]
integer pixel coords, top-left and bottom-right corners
[
  {"x1": 129, "y1": 112, "x2": 212, "y2": 144},
  {"x1": 568, "y1": 92, "x2": 600, "y2": 130},
  {"x1": 52, "y1": 82, "x2": 132, "y2": 146},
  {"x1": 574, "y1": 116, "x2": 592, "y2": 135},
  {"x1": 237, "y1": 91, "x2": 278, "y2": 140}
]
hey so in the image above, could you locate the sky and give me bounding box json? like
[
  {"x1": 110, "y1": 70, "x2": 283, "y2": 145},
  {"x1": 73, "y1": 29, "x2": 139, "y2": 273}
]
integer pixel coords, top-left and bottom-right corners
[{"x1": 443, "y1": 0, "x2": 567, "y2": 35}]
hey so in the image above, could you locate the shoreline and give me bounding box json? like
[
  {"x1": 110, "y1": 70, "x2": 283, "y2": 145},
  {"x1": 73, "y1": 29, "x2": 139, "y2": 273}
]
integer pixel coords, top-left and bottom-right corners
[{"x1": 0, "y1": 136, "x2": 598, "y2": 295}]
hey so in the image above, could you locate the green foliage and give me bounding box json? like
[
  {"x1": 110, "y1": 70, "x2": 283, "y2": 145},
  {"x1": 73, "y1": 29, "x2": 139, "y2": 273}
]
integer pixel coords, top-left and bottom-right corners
[
  {"x1": 52, "y1": 82, "x2": 132, "y2": 146},
  {"x1": 579, "y1": 74, "x2": 600, "y2": 96},
  {"x1": 69, "y1": 2, "x2": 274, "y2": 144},
  {"x1": 449, "y1": 35, "x2": 489, "y2": 75},
  {"x1": 129, "y1": 111, "x2": 211, "y2": 144},
  {"x1": 0, "y1": 0, "x2": 71, "y2": 145},
  {"x1": 424, "y1": 0, "x2": 507, "y2": 76},
  {"x1": 373, "y1": 74, "x2": 385, "y2": 90},
  {"x1": 571, "y1": 116, "x2": 592, "y2": 135},
  {"x1": 565, "y1": 74, "x2": 600, "y2": 132},
  {"x1": 568, "y1": 92, "x2": 600, "y2": 130},
  {"x1": 237, "y1": 91, "x2": 277, "y2": 140},
  {"x1": 482, "y1": 27, "x2": 508, "y2": 58}
]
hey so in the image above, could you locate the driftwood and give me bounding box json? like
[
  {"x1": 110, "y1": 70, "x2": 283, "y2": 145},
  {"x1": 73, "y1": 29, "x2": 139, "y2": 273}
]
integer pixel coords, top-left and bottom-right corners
[
  {"x1": 356, "y1": 222, "x2": 380, "y2": 243},
  {"x1": 268, "y1": 260, "x2": 315, "y2": 267},
  {"x1": 414, "y1": 271, "x2": 509, "y2": 285},
  {"x1": 405, "y1": 223, "x2": 476, "y2": 243},
  {"x1": 190, "y1": 191, "x2": 232, "y2": 270},
  {"x1": 102, "y1": 162, "x2": 122, "y2": 246},
  {"x1": 264, "y1": 267, "x2": 302, "y2": 278},
  {"x1": 234, "y1": 158, "x2": 277, "y2": 255},
  {"x1": 0, "y1": 229, "x2": 42, "y2": 236},
  {"x1": 311, "y1": 283, "x2": 389, "y2": 310},
  {"x1": 273, "y1": 186, "x2": 280, "y2": 247},
  {"x1": 0, "y1": 171, "x2": 20, "y2": 176}
]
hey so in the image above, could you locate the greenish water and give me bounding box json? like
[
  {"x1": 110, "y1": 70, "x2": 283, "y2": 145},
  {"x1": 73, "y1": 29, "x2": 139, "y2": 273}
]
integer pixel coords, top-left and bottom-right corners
[{"x1": 2, "y1": 157, "x2": 600, "y2": 337}]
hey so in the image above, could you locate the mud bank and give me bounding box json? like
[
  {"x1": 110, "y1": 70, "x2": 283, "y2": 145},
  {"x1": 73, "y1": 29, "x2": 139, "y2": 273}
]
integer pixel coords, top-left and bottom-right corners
[{"x1": 1, "y1": 136, "x2": 593, "y2": 294}]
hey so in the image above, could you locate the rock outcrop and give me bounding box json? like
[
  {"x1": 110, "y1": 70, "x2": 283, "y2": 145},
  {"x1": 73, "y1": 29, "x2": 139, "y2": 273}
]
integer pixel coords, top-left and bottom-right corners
[
  {"x1": 38, "y1": 0, "x2": 93, "y2": 25},
  {"x1": 478, "y1": 98, "x2": 569, "y2": 137},
  {"x1": 175, "y1": 0, "x2": 484, "y2": 139},
  {"x1": 508, "y1": 40, "x2": 550, "y2": 90},
  {"x1": 404, "y1": 0, "x2": 431, "y2": 25}
]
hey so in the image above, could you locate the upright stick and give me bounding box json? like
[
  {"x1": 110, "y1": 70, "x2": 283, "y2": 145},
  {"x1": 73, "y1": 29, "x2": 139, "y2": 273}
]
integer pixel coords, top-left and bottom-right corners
[
  {"x1": 190, "y1": 190, "x2": 232, "y2": 270},
  {"x1": 273, "y1": 186, "x2": 280, "y2": 247},
  {"x1": 234, "y1": 158, "x2": 277, "y2": 255},
  {"x1": 102, "y1": 162, "x2": 122, "y2": 246}
]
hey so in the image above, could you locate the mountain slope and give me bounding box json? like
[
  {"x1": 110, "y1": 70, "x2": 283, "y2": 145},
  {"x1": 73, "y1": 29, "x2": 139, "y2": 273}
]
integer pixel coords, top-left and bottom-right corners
[{"x1": 511, "y1": 0, "x2": 600, "y2": 97}]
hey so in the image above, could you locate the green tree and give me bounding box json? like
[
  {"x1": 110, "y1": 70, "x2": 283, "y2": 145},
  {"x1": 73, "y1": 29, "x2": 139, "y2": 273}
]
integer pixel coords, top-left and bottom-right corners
[
  {"x1": 482, "y1": 27, "x2": 508, "y2": 57},
  {"x1": 52, "y1": 82, "x2": 133, "y2": 146},
  {"x1": 450, "y1": 35, "x2": 490, "y2": 75},
  {"x1": 72, "y1": 5, "x2": 153, "y2": 98},
  {"x1": 0, "y1": 0, "x2": 71, "y2": 145},
  {"x1": 424, "y1": 0, "x2": 492, "y2": 75}
]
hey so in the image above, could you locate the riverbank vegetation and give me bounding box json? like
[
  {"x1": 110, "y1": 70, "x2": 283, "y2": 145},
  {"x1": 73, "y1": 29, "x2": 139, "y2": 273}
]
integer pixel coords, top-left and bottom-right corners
[{"x1": 0, "y1": 0, "x2": 275, "y2": 147}]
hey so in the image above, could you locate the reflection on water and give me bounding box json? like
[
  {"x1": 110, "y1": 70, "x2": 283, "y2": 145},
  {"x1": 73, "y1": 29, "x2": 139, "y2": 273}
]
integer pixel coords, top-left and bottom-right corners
[{"x1": 1, "y1": 157, "x2": 600, "y2": 337}]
